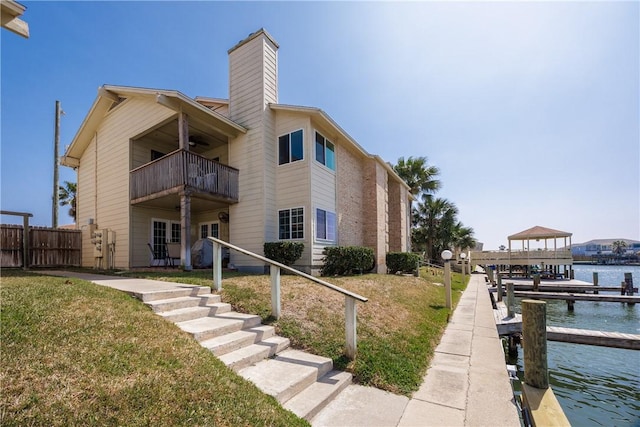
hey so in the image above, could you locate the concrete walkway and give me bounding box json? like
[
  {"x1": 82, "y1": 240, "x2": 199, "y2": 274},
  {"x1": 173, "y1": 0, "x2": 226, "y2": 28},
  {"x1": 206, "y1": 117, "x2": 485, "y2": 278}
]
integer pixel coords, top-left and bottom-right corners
[
  {"x1": 396, "y1": 273, "x2": 521, "y2": 426},
  {"x1": 43, "y1": 271, "x2": 520, "y2": 426}
]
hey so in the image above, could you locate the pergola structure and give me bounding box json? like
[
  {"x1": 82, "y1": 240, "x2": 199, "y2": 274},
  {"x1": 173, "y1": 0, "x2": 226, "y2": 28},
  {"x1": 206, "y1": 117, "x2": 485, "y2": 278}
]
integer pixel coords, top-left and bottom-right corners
[
  {"x1": 508, "y1": 225, "x2": 572, "y2": 253},
  {"x1": 471, "y1": 225, "x2": 574, "y2": 279}
]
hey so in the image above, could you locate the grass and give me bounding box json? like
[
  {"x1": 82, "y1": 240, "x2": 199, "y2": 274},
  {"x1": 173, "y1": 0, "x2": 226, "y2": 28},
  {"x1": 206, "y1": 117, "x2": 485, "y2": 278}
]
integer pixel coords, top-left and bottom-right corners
[
  {"x1": 118, "y1": 266, "x2": 468, "y2": 396},
  {"x1": 0, "y1": 270, "x2": 308, "y2": 427}
]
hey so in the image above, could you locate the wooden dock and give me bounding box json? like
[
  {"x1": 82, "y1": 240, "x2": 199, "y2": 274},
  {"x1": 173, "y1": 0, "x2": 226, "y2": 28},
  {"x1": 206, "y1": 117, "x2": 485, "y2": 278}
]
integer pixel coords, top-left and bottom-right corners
[
  {"x1": 546, "y1": 326, "x2": 640, "y2": 350},
  {"x1": 513, "y1": 291, "x2": 640, "y2": 303},
  {"x1": 513, "y1": 284, "x2": 638, "y2": 293},
  {"x1": 492, "y1": 300, "x2": 640, "y2": 350}
]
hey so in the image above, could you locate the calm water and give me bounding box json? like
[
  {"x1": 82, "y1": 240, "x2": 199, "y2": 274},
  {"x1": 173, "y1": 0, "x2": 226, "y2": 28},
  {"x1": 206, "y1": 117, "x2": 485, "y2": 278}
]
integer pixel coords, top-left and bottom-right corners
[{"x1": 508, "y1": 264, "x2": 640, "y2": 427}]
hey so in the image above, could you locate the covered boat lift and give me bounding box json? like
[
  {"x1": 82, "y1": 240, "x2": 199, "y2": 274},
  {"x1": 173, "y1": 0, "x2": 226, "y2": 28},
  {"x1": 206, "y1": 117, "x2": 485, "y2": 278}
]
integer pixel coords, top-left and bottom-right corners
[{"x1": 471, "y1": 226, "x2": 574, "y2": 278}]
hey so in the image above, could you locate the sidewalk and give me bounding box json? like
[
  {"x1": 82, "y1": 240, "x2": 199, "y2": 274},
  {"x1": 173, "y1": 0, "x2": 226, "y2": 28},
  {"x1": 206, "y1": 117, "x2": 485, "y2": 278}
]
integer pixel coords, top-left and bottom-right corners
[
  {"x1": 43, "y1": 270, "x2": 521, "y2": 426},
  {"x1": 397, "y1": 273, "x2": 520, "y2": 426}
]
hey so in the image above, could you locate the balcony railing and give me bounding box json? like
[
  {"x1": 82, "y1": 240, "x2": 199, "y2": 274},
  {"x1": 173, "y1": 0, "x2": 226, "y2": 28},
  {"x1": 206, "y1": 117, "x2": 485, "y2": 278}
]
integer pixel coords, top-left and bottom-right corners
[
  {"x1": 130, "y1": 149, "x2": 239, "y2": 203},
  {"x1": 470, "y1": 249, "x2": 573, "y2": 263}
]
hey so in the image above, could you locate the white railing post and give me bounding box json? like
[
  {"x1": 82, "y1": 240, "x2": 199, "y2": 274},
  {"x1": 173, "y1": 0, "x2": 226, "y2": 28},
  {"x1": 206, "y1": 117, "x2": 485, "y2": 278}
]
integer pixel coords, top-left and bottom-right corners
[
  {"x1": 345, "y1": 296, "x2": 357, "y2": 359},
  {"x1": 212, "y1": 242, "x2": 222, "y2": 291},
  {"x1": 271, "y1": 265, "x2": 281, "y2": 319}
]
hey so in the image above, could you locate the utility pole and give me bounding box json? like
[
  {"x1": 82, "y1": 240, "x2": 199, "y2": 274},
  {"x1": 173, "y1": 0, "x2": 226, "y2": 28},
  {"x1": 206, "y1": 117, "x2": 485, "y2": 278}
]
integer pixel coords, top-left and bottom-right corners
[{"x1": 52, "y1": 100, "x2": 61, "y2": 228}]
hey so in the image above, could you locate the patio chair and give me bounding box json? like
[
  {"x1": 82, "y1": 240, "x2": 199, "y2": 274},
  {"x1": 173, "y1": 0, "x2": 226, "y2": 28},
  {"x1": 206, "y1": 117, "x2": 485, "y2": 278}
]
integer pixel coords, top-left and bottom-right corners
[
  {"x1": 147, "y1": 243, "x2": 166, "y2": 267},
  {"x1": 166, "y1": 242, "x2": 181, "y2": 268}
]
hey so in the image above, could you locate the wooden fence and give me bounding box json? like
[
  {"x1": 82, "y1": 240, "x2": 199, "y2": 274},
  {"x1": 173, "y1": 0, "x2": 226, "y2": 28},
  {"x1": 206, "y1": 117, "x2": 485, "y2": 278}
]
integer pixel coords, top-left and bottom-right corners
[{"x1": 1, "y1": 224, "x2": 82, "y2": 268}]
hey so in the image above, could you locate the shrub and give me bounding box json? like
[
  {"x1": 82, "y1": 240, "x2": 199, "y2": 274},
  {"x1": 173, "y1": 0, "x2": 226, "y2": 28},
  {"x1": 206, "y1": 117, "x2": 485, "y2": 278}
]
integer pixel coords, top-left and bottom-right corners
[
  {"x1": 321, "y1": 246, "x2": 375, "y2": 276},
  {"x1": 386, "y1": 252, "x2": 421, "y2": 274},
  {"x1": 263, "y1": 242, "x2": 304, "y2": 266}
]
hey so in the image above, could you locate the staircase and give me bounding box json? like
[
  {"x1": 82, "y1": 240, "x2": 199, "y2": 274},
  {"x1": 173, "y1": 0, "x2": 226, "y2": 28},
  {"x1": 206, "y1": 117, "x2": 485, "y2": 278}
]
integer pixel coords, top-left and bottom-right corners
[{"x1": 139, "y1": 285, "x2": 352, "y2": 420}]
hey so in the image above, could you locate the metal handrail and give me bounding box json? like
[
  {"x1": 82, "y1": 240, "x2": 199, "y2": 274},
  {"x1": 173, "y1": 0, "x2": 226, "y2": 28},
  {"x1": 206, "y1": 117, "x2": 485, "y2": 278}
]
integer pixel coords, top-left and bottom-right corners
[{"x1": 206, "y1": 237, "x2": 367, "y2": 358}]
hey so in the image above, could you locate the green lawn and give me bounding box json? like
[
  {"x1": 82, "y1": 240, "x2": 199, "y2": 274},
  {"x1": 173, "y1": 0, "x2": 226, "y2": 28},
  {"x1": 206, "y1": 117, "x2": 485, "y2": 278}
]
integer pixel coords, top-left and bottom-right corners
[
  {"x1": 1, "y1": 270, "x2": 308, "y2": 427},
  {"x1": 119, "y1": 267, "x2": 468, "y2": 395},
  {"x1": 1, "y1": 267, "x2": 467, "y2": 425}
]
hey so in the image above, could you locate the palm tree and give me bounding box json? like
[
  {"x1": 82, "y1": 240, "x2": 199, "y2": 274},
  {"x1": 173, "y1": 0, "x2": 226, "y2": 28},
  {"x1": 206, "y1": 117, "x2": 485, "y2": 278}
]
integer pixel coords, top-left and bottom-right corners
[
  {"x1": 612, "y1": 240, "x2": 627, "y2": 257},
  {"x1": 451, "y1": 222, "x2": 476, "y2": 252},
  {"x1": 393, "y1": 156, "x2": 441, "y2": 198},
  {"x1": 413, "y1": 195, "x2": 458, "y2": 261},
  {"x1": 58, "y1": 181, "x2": 77, "y2": 222}
]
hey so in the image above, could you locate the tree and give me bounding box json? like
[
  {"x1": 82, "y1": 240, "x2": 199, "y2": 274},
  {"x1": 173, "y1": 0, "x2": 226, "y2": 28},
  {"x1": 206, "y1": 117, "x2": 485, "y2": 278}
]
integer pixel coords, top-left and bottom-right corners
[
  {"x1": 393, "y1": 156, "x2": 441, "y2": 199},
  {"x1": 58, "y1": 181, "x2": 77, "y2": 222},
  {"x1": 612, "y1": 240, "x2": 627, "y2": 257}
]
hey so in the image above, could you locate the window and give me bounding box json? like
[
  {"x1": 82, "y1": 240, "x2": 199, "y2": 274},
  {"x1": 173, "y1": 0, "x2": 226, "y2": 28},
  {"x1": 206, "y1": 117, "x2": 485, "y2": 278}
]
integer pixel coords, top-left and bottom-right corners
[
  {"x1": 279, "y1": 207, "x2": 304, "y2": 239},
  {"x1": 315, "y1": 132, "x2": 335, "y2": 170},
  {"x1": 151, "y1": 219, "x2": 180, "y2": 256},
  {"x1": 316, "y1": 209, "x2": 336, "y2": 241},
  {"x1": 151, "y1": 150, "x2": 166, "y2": 161},
  {"x1": 200, "y1": 222, "x2": 220, "y2": 239},
  {"x1": 278, "y1": 129, "x2": 303, "y2": 165}
]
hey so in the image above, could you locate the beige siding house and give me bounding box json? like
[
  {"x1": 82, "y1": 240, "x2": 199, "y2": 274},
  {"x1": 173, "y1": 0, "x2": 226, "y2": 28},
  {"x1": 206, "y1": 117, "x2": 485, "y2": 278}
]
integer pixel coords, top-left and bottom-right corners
[{"x1": 62, "y1": 29, "x2": 411, "y2": 274}]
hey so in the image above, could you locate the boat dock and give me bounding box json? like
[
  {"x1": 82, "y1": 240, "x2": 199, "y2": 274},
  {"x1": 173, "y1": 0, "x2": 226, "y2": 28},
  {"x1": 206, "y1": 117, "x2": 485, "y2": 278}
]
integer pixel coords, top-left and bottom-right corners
[{"x1": 491, "y1": 277, "x2": 640, "y2": 350}]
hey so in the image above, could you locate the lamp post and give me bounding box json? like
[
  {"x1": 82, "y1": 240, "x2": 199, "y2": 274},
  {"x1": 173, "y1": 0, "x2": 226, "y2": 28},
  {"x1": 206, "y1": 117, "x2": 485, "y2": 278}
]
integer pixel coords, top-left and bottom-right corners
[
  {"x1": 460, "y1": 252, "x2": 467, "y2": 282},
  {"x1": 442, "y1": 249, "x2": 453, "y2": 309}
]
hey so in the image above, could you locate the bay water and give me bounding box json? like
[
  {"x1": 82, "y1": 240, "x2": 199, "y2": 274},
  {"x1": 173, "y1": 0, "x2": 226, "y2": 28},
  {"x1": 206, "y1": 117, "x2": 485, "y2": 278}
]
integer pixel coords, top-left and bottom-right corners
[{"x1": 509, "y1": 264, "x2": 640, "y2": 426}]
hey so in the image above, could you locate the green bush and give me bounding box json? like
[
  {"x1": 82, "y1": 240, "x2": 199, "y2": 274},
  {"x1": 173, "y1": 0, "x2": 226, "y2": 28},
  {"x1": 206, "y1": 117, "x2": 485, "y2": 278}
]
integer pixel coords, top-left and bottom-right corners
[
  {"x1": 263, "y1": 242, "x2": 304, "y2": 266},
  {"x1": 321, "y1": 246, "x2": 375, "y2": 276},
  {"x1": 386, "y1": 252, "x2": 421, "y2": 274}
]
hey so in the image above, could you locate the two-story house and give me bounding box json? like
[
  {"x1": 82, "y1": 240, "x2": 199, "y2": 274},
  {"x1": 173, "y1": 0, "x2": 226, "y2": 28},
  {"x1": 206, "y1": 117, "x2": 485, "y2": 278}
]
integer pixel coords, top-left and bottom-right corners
[{"x1": 61, "y1": 29, "x2": 412, "y2": 274}]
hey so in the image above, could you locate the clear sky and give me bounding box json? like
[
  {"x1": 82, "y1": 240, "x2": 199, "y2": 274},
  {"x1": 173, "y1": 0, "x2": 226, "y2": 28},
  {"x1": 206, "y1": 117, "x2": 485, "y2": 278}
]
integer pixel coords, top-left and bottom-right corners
[{"x1": 1, "y1": 1, "x2": 638, "y2": 250}]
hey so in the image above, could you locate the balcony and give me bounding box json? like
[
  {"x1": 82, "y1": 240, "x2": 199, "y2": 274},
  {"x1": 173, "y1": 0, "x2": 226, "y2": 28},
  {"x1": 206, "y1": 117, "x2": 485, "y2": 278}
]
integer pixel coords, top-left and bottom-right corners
[{"x1": 130, "y1": 149, "x2": 239, "y2": 204}]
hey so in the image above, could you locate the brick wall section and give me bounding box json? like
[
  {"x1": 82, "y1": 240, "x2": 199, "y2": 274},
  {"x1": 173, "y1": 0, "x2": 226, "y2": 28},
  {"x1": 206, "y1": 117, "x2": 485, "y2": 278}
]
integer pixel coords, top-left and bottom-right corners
[
  {"x1": 363, "y1": 159, "x2": 389, "y2": 273},
  {"x1": 336, "y1": 144, "x2": 364, "y2": 246},
  {"x1": 387, "y1": 180, "x2": 410, "y2": 253}
]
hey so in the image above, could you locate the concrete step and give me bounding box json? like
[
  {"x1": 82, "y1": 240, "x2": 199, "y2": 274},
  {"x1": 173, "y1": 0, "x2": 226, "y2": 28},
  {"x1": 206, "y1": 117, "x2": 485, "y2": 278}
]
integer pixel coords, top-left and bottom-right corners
[
  {"x1": 200, "y1": 325, "x2": 277, "y2": 356},
  {"x1": 283, "y1": 370, "x2": 353, "y2": 420},
  {"x1": 274, "y1": 349, "x2": 334, "y2": 380},
  {"x1": 147, "y1": 294, "x2": 219, "y2": 313},
  {"x1": 218, "y1": 336, "x2": 290, "y2": 371},
  {"x1": 159, "y1": 302, "x2": 231, "y2": 323},
  {"x1": 177, "y1": 316, "x2": 246, "y2": 341},
  {"x1": 137, "y1": 286, "x2": 214, "y2": 302},
  {"x1": 212, "y1": 311, "x2": 262, "y2": 329},
  {"x1": 239, "y1": 353, "x2": 326, "y2": 404}
]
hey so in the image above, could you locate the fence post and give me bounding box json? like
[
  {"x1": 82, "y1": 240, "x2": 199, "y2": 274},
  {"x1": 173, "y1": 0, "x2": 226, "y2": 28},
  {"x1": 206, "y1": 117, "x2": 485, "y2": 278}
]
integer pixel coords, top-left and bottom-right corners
[
  {"x1": 345, "y1": 296, "x2": 357, "y2": 359},
  {"x1": 522, "y1": 299, "x2": 548, "y2": 389},
  {"x1": 271, "y1": 265, "x2": 281, "y2": 319},
  {"x1": 506, "y1": 282, "x2": 515, "y2": 318},
  {"x1": 593, "y1": 272, "x2": 599, "y2": 294},
  {"x1": 22, "y1": 215, "x2": 30, "y2": 269},
  {"x1": 212, "y1": 242, "x2": 222, "y2": 291},
  {"x1": 444, "y1": 260, "x2": 452, "y2": 309}
]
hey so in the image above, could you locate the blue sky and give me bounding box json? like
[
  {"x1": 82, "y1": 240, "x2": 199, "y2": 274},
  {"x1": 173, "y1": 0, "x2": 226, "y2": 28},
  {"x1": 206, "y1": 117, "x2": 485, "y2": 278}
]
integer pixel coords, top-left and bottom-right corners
[{"x1": 1, "y1": 1, "x2": 638, "y2": 250}]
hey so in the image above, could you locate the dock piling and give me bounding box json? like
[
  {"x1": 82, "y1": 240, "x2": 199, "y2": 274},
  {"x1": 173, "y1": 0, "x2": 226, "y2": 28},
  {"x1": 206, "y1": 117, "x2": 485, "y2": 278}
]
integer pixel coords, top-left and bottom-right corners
[
  {"x1": 522, "y1": 299, "x2": 548, "y2": 389},
  {"x1": 593, "y1": 272, "x2": 599, "y2": 294},
  {"x1": 533, "y1": 274, "x2": 540, "y2": 292},
  {"x1": 506, "y1": 282, "x2": 515, "y2": 318},
  {"x1": 497, "y1": 274, "x2": 503, "y2": 302}
]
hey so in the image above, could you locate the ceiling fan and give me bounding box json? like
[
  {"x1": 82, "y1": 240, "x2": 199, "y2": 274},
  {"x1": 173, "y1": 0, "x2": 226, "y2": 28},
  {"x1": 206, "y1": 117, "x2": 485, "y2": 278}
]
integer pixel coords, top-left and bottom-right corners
[
  {"x1": 188, "y1": 135, "x2": 210, "y2": 147},
  {"x1": 179, "y1": 135, "x2": 210, "y2": 147}
]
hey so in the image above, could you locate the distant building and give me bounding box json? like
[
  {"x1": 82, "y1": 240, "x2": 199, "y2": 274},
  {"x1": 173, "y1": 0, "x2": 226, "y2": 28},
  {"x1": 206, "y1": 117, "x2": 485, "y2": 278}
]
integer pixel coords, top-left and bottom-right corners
[{"x1": 571, "y1": 239, "x2": 640, "y2": 256}]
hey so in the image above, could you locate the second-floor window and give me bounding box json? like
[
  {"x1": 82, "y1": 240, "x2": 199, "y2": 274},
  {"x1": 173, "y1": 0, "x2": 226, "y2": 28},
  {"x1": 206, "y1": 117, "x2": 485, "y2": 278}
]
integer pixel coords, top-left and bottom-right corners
[
  {"x1": 315, "y1": 132, "x2": 335, "y2": 170},
  {"x1": 278, "y1": 129, "x2": 304, "y2": 165},
  {"x1": 279, "y1": 207, "x2": 304, "y2": 239}
]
